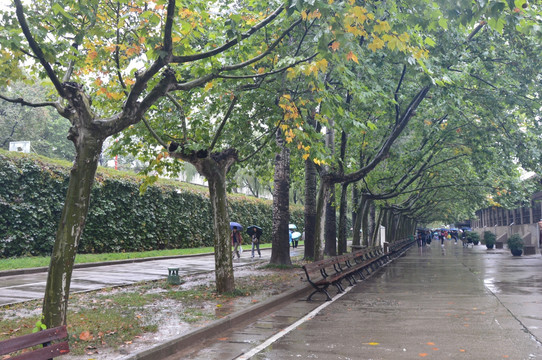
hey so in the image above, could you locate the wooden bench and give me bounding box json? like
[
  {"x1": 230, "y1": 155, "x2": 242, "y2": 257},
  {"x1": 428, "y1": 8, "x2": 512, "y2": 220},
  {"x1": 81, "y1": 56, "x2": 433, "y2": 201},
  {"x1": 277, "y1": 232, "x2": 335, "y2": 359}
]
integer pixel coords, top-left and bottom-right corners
[
  {"x1": 302, "y1": 247, "x2": 385, "y2": 301},
  {"x1": 387, "y1": 238, "x2": 415, "y2": 259},
  {"x1": 0, "y1": 325, "x2": 70, "y2": 360}
]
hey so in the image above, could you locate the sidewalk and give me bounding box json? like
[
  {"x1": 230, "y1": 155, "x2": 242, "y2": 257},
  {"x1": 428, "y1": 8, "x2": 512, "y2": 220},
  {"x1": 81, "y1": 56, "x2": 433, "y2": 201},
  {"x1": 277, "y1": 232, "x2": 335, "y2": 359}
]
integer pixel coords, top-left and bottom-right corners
[
  {"x1": 151, "y1": 242, "x2": 542, "y2": 359},
  {"x1": 0, "y1": 247, "x2": 305, "y2": 306}
]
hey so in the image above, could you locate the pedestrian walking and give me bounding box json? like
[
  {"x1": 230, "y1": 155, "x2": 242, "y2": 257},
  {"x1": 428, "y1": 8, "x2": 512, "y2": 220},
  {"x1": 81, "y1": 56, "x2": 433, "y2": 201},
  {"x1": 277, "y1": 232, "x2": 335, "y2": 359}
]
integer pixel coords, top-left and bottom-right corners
[
  {"x1": 231, "y1": 226, "x2": 243, "y2": 259},
  {"x1": 251, "y1": 231, "x2": 261, "y2": 258}
]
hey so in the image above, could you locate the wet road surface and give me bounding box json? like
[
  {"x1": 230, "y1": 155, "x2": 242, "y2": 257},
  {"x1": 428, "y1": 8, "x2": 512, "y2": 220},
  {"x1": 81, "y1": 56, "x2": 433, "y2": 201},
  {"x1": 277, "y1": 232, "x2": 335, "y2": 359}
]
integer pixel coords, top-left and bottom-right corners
[{"x1": 168, "y1": 242, "x2": 542, "y2": 360}]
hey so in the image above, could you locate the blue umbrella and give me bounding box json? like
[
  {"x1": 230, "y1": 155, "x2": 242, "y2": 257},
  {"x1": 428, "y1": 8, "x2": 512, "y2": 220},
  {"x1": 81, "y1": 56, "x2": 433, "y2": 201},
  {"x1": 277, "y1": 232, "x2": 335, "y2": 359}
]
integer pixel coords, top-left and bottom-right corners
[
  {"x1": 291, "y1": 231, "x2": 302, "y2": 240},
  {"x1": 288, "y1": 224, "x2": 297, "y2": 230},
  {"x1": 230, "y1": 222, "x2": 243, "y2": 230}
]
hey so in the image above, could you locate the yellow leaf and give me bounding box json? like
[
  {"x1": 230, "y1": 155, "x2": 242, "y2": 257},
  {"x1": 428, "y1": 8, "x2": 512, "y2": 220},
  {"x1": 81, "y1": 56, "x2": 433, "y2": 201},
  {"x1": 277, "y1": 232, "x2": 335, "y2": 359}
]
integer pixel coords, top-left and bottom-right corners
[
  {"x1": 330, "y1": 41, "x2": 340, "y2": 52},
  {"x1": 172, "y1": 36, "x2": 181, "y2": 42},
  {"x1": 368, "y1": 36, "x2": 385, "y2": 52},
  {"x1": 302, "y1": 153, "x2": 310, "y2": 160},
  {"x1": 257, "y1": 67, "x2": 265, "y2": 74},
  {"x1": 286, "y1": 68, "x2": 297, "y2": 80},
  {"x1": 316, "y1": 58, "x2": 328, "y2": 72},
  {"x1": 368, "y1": 342, "x2": 379, "y2": 345},
  {"x1": 373, "y1": 20, "x2": 391, "y2": 33},
  {"x1": 346, "y1": 51, "x2": 359, "y2": 63},
  {"x1": 204, "y1": 81, "x2": 213, "y2": 92}
]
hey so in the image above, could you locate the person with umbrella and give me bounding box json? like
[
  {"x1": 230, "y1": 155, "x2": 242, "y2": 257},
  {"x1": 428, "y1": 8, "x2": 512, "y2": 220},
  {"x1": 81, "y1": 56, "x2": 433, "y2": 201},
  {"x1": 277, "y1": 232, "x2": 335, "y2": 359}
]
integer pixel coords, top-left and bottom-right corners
[
  {"x1": 231, "y1": 225, "x2": 243, "y2": 259},
  {"x1": 247, "y1": 225, "x2": 262, "y2": 258}
]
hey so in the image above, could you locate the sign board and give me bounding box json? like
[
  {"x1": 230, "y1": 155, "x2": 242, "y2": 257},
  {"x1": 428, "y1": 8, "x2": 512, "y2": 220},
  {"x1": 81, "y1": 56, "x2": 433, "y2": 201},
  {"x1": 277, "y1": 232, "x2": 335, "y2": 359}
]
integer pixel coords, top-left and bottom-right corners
[
  {"x1": 9, "y1": 141, "x2": 31, "y2": 153},
  {"x1": 379, "y1": 225, "x2": 386, "y2": 246}
]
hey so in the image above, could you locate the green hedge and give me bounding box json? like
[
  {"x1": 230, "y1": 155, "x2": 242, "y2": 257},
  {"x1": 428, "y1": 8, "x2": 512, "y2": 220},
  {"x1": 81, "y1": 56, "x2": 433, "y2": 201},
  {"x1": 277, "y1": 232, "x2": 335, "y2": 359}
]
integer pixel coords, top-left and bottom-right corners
[{"x1": 0, "y1": 151, "x2": 303, "y2": 257}]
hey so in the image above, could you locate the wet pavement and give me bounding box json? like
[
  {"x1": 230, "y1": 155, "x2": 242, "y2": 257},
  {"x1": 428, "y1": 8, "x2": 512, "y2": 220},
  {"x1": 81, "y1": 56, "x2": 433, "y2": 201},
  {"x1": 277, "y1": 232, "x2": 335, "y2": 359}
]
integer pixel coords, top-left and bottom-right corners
[
  {"x1": 0, "y1": 247, "x2": 299, "y2": 306},
  {"x1": 162, "y1": 241, "x2": 542, "y2": 360}
]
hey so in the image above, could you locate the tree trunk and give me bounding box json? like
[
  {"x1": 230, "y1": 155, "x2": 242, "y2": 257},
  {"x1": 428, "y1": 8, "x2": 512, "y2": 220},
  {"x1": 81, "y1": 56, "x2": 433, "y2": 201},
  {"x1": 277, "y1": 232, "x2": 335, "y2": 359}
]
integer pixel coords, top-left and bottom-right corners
[
  {"x1": 314, "y1": 178, "x2": 332, "y2": 261},
  {"x1": 324, "y1": 182, "x2": 337, "y2": 256},
  {"x1": 351, "y1": 183, "x2": 359, "y2": 238},
  {"x1": 368, "y1": 201, "x2": 376, "y2": 245},
  {"x1": 189, "y1": 152, "x2": 237, "y2": 293},
  {"x1": 270, "y1": 130, "x2": 291, "y2": 265},
  {"x1": 352, "y1": 195, "x2": 363, "y2": 247},
  {"x1": 337, "y1": 183, "x2": 348, "y2": 254},
  {"x1": 206, "y1": 169, "x2": 235, "y2": 293},
  {"x1": 43, "y1": 133, "x2": 103, "y2": 327},
  {"x1": 303, "y1": 157, "x2": 318, "y2": 260},
  {"x1": 361, "y1": 197, "x2": 372, "y2": 247}
]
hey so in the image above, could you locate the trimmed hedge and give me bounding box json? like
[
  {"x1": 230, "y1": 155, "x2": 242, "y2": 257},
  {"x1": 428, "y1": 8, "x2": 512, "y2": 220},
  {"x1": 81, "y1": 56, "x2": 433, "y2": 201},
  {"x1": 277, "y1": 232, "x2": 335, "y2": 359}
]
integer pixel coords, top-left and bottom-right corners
[{"x1": 0, "y1": 151, "x2": 303, "y2": 257}]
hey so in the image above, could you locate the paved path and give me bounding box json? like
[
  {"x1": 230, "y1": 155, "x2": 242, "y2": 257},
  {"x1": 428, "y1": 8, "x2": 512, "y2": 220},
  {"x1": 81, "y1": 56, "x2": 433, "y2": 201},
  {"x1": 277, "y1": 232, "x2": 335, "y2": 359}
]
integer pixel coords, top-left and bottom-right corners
[
  {"x1": 0, "y1": 247, "x2": 304, "y2": 306},
  {"x1": 167, "y1": 242, "x2": 542, "y2": 360}
]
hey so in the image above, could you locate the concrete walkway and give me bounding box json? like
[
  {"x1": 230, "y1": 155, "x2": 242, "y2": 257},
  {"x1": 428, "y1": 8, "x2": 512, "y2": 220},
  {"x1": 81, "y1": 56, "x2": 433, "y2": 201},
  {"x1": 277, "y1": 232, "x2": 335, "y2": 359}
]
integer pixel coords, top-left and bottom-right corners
[
  {"x1": 159, "y1": 242, "x2": 542, "y2": 359},
  {"x1": 0, "y1": 247, "x2": 305, "y2": 306}
]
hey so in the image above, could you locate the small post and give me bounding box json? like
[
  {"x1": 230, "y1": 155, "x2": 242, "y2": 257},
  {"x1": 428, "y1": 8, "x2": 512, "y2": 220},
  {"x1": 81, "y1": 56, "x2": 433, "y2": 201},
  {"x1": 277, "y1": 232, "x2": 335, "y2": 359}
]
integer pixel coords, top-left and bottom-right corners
[{"x1": 167, "y1": 267, "x2": 181, "y2": 285}]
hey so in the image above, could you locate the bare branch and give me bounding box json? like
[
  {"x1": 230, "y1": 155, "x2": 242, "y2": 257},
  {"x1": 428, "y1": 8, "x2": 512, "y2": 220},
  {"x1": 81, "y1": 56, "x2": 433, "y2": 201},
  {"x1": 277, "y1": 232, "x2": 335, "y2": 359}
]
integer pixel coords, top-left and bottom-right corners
[
  {"x1": 171, "y1": 6, "x2": 285, "y2": 63},
  {"x1": 142, "y1": 116, "x2": 169, "y2": 150},
  {"x1": 14, "y1": 0, "x2": 65, "y2": 97},
  {"x1": 166, "y1": 93, "x2": 187, "y2": 142},
  {"x1": 209, "y1": 96, "x2": 238, "y2": 152},
  {"x1": 218, "y1": 53, "x2": 318, "y2": 80}
]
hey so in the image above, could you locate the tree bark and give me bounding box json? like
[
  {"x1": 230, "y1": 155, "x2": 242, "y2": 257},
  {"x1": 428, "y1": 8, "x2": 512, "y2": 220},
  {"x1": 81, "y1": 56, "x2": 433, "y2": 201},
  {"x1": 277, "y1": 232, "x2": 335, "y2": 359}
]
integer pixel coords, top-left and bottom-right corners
[
  {"x1": 171, "y1": 149, "x2": 238, "y2": 293},
  {"x1": 270, "y1": 130, "x2": 291, "y2": 265},
  {"x1": 368, "y1": 201, "x2": 376, "y2": 245},
  {"x1": 337, "y1": 183, "x2": 348, "y2": 254},
  {"x1": 361, "y1": 197, "x2": 372, "y2": 247},
  {"x1": 324, "y1": 183, "x2": 337, "y2": 256},
  {"x1": 314, "y1": 177, "x2": 332, "y2": 261},
  {"x1": 352, "y1": 196, "x2": 363, "y2": 247},
  {"x1": 202, "y1": 163, "x2": 235, "y2": 293},
  {"x1": 43, "y1": 133, "x2": 103, "y2": 327},
  {"x1": 303, "y1": 157, "x2": 318, "y2": 260}
]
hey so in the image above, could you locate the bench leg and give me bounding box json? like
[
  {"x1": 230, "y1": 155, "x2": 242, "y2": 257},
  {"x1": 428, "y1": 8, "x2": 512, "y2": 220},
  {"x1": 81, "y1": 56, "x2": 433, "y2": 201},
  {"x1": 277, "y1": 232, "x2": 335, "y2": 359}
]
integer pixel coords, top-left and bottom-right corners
[
  {"x1": 333, "y1": 281, "x2": 344, "y2": 294},
  {"x1": 307, "y1": 285, "x2": 333, "y2": 301}
]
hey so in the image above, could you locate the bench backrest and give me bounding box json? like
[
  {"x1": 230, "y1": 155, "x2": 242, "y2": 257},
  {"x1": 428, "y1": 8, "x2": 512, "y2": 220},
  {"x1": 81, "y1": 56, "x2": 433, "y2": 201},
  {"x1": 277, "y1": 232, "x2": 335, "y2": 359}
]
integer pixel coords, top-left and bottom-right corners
[{"x1": 0, "y1": 325, "x2": 69, "y2": 360}]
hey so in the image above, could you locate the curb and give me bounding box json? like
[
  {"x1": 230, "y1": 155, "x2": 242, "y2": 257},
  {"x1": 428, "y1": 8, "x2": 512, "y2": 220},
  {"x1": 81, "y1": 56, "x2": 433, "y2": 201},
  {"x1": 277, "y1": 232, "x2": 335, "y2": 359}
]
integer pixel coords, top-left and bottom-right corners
[{"x1": 121, "y1": 284, "x2": 312, "y2": 360}]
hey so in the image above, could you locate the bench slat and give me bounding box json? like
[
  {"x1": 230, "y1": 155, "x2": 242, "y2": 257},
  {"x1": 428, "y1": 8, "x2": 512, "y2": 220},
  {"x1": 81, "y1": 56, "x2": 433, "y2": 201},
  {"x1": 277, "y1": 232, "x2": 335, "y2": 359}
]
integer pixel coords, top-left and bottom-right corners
[
  {"x1": 0, "y1": 326, "x2": 67, "y2": 355},
  {"x1": 8, "y1": 341, "x2": 70, "y2": 360}
]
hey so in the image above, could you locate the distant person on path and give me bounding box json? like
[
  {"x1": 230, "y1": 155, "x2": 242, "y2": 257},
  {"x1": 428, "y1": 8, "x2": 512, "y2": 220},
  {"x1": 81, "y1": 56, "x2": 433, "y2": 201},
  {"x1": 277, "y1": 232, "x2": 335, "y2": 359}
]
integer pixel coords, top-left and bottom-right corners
[
  {"x1": 231, "y1": 226, "x2": 243, "y2": 259},
  {"x1": 251, "y1": 231, "x2": 261, "y2": 258},
  {"x1": 289, "y1": 230, "x2": 293, "y2": 248},
  {"x1": 439, "y1": 231, "x2": 445, "y2": 246}
]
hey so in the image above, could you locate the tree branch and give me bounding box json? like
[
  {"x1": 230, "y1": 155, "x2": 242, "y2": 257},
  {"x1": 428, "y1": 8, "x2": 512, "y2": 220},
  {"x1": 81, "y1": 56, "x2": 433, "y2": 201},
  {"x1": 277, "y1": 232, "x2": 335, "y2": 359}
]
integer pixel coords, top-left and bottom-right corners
[
  {"x1": 171, "y1": 5, "x2": 285, "y2": 63},
  {"x1": 209, "y1": 96, "x2": 238, "y2": 152},
  {"x1": 14, "y1": 0, "x2": 65, "y2": 97}
]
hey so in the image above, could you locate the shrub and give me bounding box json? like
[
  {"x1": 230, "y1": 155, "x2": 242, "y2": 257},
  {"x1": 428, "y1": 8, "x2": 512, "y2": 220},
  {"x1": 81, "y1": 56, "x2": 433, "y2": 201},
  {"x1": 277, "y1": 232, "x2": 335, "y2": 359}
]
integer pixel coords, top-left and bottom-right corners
[
  {"x1": 483, "y1": 231, "x2": 496, "y2": 248},
  {"x1": 0, "y1": 151, "x2": 304, "y2": 257},
  {"x1": 507, "y1": 234, "x2": 524, "y2": 251}
]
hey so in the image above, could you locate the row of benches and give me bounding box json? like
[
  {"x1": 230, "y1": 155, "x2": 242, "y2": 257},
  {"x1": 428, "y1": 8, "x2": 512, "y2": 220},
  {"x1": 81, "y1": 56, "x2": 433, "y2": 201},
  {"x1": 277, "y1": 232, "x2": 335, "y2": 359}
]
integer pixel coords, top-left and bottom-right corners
[{"x1": 302, "y1": 238, "x2": 415, "y2": 301}]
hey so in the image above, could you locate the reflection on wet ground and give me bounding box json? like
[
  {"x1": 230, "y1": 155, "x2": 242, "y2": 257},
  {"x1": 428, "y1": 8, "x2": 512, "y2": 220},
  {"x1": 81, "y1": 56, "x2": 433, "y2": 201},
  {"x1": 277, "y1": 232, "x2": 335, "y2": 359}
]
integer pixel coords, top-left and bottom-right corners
[{"x1": 164, "y1": 241, "x2": 542, "y2": 360}]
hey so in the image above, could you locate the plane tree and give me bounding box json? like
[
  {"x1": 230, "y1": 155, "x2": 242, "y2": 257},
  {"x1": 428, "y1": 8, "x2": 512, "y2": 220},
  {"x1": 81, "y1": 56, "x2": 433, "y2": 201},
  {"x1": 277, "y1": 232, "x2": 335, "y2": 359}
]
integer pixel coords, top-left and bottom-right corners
[{"x1": 0, "y1": 0, "x2": 328, "y2": 326}]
